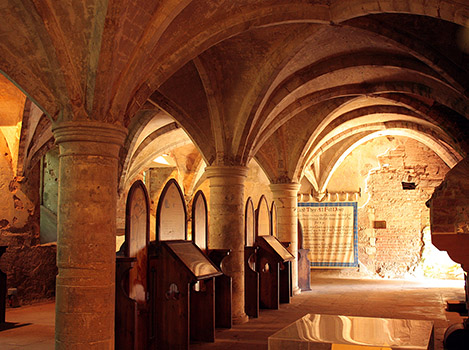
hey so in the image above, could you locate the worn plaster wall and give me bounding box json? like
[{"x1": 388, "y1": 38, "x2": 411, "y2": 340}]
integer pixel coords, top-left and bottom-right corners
[{"x1": 0, "y1": 131, "x2": 56, "y2": 304}]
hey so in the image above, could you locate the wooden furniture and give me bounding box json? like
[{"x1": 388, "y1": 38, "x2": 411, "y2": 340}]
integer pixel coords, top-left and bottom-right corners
[
  {"x1": 272, "y1": 201, "x2": 293, "y2": 303},
  {"x1": 208, "y1": 249, "x2": 232, "y2": 328},
  {"x1": 192, "y1": 190, "x2": 232, "y2": 329},
  {"x1": 244, "y1": 197, "x2": 259, "y2": 318},
  {"x1": 152, "y1": 241, "x2": 222, "y2": 349},
  {"x1": 115, "y1": 257, "x2": 138, "y2": 349},
  {"x1": 278, "y1": 246, "x2": 292, "y2": 304},
  {"x1": 256, "y1": 235, "x2": 294, "y2": 310},
  {"x1": 0, "y1": 246, "x2": 6, "y2": 324},
  {"x1": 116, "y1": 180, "x2": 150, "y2": 350},
  {"x1": 151, "y1": 179, "x2": 222, "y2": 349}
]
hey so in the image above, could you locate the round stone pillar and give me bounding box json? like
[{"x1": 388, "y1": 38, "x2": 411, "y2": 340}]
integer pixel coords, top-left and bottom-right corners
[
  {"x1": 270, "y1": 183, "x2": 301, "y2": 295},
  {"x1": 205, "y1": 165, "x2": 249, "y2": 324},
  {"x1": 52, "y1": 121, "x2": 127, "y2": 350}
]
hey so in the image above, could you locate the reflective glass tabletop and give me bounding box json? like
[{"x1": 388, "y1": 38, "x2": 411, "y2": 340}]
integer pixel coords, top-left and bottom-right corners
[{"x1": 268, "y1": 313, "x2": 434, "y2": 350}]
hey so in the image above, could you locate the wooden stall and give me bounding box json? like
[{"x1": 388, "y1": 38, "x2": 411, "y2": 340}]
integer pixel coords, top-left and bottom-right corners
[
  {"x1": 116, "y1": 180, "x2": 150, "y2": 350},
  {"x1": 115, "y1": 257, "x2": 138, "y2": 349},
  {"x1": 255, "y1": 196, "x2": 294, "y2": 309},
  {"x1": 271, "y1": 200, "x2": 293, "y2": 303},
  {"x1": 256, "y1": 235, "x2": 294, "y2": 309},
  {"x1": 244, "y1": 197, "x2": 259, "y2": 318},
  {"x1": 152, "y1": 240, "x2": 221, "y2": 349},
  {"x1": 192, "y1": 190, "x2": 232, "y2": 329},
  {"x1": 0, "y1": 246, "x2": 6, "y2": 324},
  {"x1": 151, "y1": 179, "x2": 221, "y2": 349}
]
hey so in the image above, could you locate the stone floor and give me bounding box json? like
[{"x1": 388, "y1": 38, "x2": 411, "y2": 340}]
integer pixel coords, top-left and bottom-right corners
[{"x1": 0, "y1": 277, "x2": 465, "y2": 349}]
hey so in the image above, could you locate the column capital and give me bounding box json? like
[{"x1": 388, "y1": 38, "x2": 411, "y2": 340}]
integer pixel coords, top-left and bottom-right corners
[
  {"x1": 270, "y1": 182, "x2": 301, "y2": 195},
  {"x1": 52, "y1": 121, "x2": 127, "y2": 158},
  {"x1": 205, "y1": 165, "x2": 249, "y2": 179}
]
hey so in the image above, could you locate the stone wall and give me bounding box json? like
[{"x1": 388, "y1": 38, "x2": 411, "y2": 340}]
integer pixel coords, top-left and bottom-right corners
[
  {"x1": 429, "y1": 157, "x2": 469, "y2": 235},
  {"x1": 357, "y1": 139, "x2": 450, "y2": 278},
  {"x1": 0, "y1": 138, "x2": 57, "y2": 304}
]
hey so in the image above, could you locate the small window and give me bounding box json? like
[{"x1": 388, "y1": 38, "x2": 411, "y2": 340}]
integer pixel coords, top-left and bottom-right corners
[{"x1": 401, "y1": 182, "x2": 416, "y2": 190}]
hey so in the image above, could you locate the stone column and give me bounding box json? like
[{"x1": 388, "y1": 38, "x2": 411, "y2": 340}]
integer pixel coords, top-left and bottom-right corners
[
  {"x1": 52, "y1": 121, "x2": 127, "y2": 349},
  {"x1": 270, "y1": 183, "x2": 301, "y2": 295},
  {"x1": 206, "y1": 165, "x2": 249, "y2": 324}
]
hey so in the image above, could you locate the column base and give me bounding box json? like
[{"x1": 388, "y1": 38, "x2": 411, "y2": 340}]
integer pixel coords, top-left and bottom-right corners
[
  {"x1": 293, "y1": 286, "x2": 302, "y2": 296},
  {"x1": 233, "y1": 313, "x2": 249, "y2": 325}
]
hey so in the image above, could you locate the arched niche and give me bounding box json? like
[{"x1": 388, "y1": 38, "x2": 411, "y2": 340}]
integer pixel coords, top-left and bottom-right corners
[
  {"x1": 192, "y1": 190, "x2": 208, "y2": 251},
  {"x1": 245, "y1": 197, "x2": 255, "y2": 247},
  {"x1": 125, "y1": 180, "x2": 150, "y2": 303},
  {"x1": 271, "y1": 201, "x2": 278, "y2": 238},
  {"x1": 256, "y1": 195, "x2": 271, "y2": 237},
  {"x1": 156, "y1": 178, "x2": 187, "y2": 241}
]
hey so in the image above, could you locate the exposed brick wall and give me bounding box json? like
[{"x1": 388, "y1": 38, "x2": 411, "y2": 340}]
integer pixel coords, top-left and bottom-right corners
[{"x1": 358, "y1": 139, "x2": 450, "y2": 278}]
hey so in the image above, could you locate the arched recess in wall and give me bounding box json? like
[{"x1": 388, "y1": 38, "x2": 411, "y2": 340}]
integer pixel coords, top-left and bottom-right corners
[
  {"x1": 256, "y1": 195, "x2": 271, "y2": 238},
  {"x1": 245, "y1": 197, "x2": 255, "y2": 248},
  {"x1": 191, "y1": 190, "x2": 208, "y2": 251},
  {"x1": 270, "y1": 202, "x2": 278, "y2": 238},
  {"x1": 156, "y1": 179, "x2": 187, "y2": 241},
  {"x1": 124, "y1": 180, "x2": 150, "y2": 302}
]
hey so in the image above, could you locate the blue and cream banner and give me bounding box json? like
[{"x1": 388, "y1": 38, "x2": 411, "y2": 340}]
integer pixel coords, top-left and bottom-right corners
[{"x1": 298, "y1": 202, "x2": 358, "y2": 268}]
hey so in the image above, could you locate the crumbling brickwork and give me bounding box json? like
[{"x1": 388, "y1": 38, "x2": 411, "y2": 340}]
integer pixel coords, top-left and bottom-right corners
[{"x1": 358, "y1": 139, "x2": 450, "y2": 278}]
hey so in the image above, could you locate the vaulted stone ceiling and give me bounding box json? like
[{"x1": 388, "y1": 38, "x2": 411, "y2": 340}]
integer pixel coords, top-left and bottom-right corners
[{"x1": 1, "y1": 1, "x2": 468, "y2": 189}]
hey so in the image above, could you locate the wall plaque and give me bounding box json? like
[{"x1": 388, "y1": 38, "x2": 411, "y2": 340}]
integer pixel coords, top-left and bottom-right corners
[{"x1": 298, "y1": 202, "x2": 358, "y2": 268}]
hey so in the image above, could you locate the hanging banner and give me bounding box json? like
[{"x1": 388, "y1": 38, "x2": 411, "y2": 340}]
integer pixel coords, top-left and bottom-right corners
[{"x1": 298, "y1": 202, "x2": 358, "y2": 268}]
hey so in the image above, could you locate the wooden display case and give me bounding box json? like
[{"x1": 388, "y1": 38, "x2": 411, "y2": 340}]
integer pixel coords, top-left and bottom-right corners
[
  {"x1": 151, "y1": 241, "x2": 222, "y2": 349},
  {"x1": 255, "y1": 235, "x2": 294, "y2": 310}
]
